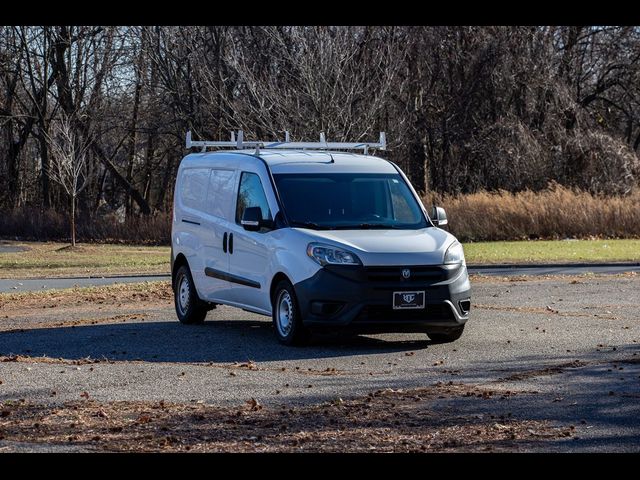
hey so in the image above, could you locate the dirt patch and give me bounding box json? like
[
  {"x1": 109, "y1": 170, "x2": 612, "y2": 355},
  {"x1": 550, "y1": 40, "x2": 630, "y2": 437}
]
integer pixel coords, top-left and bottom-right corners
[
  {"x1": 0, "y1": 355, "x2": 107, "y2": 365},
  {"x1": 497, "y1": 360, "x2": 588, "y2": 382},
  {"x1": 469, "y1": 272, "x2": 637, "y2": 284},
  {"x1": 0, "y1": 383, "x2": 572, "y2": 452},
  {"x1": 54, "y1": 245, "x2": 89, "y2": 253},
  {"x1": 0, "y1": 281, "x2": 171, "y2": 315}
]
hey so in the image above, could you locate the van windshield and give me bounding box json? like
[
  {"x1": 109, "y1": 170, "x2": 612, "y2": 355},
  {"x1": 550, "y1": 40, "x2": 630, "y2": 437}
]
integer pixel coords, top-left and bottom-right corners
[{"x1": 273, "y1": 173, "x2": 429, "y2": 230}]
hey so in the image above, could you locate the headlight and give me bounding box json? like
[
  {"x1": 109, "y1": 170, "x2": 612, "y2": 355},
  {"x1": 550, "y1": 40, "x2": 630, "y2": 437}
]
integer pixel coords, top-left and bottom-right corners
[
  {"x1": 444, "y1": 241, "x2": 465, "y2": 265},
  {"x1": 307, "y1": 242, "x2": 362, "y2": 266}
]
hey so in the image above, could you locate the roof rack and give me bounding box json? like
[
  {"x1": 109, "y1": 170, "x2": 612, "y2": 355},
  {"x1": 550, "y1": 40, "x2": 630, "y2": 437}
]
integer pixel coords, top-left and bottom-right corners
[{"x1": 186, "y1": 130, "x2": 386, "y2": 155}]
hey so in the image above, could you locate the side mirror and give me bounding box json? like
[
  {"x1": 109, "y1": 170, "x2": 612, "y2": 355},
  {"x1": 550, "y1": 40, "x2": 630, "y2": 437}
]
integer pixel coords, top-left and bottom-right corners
[
  {"x1": 241, "y1": 206, "x2": 273, "y2": 232},
  {"x1": 430, "y1": 206, "x2": 448, "y2": 227}
]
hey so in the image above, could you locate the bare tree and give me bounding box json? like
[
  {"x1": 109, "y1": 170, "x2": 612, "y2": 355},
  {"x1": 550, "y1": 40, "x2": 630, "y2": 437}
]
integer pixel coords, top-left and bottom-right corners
[
  {"x1": 45, "y1": 112, "x2": 94, "y2": 246},
  {"x1": 3, "y1": 25, "x2": 640, "y2": 242}
]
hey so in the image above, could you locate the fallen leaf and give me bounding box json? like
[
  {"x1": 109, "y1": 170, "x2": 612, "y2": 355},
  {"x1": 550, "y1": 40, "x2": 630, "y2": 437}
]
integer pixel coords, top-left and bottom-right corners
[
  {"x1": 80, "y1": 391, "x2": 90, "y2": 399},
  {"x1": 138, "y1": 415, "x2": 152, "y2": 424}
]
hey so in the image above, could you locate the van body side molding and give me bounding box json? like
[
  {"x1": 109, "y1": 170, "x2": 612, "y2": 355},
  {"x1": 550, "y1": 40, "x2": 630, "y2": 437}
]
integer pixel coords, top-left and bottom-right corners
[
  {"x1": 204, "y1": 267, "x2": 261, "y2": 289},
  {"x1": 182, "y1": 219, "x2": 201, "y2": 226}
]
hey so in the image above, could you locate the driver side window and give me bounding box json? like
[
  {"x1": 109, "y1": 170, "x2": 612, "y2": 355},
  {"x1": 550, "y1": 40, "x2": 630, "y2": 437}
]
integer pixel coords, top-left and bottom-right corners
[{"x1": 235, "y1": 172, "x2": 273, "y2": 226}]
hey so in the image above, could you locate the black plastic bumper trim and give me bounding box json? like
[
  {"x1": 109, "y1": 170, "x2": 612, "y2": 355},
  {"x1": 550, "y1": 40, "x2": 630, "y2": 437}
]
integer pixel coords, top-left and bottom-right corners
[{"x1": 293, "y1": 264, "x2": 471, "y2": 329}]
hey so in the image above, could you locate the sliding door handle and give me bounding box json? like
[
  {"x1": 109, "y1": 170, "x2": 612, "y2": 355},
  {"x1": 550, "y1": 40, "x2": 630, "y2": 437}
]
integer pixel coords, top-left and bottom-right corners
[{"x1": 223, "y1": 232, "x2": 228, "y2": 253}]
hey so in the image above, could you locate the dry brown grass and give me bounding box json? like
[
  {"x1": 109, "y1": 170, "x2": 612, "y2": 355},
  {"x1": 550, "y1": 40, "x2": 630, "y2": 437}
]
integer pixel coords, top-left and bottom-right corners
[
  {"x1": 426, "y1": 183, "x2": 640, "y2": 242},
  {"x1": 0, "y1": 208, "x2": 170, "y2": 245},
  {"x1": 3, "y1": 185, "x2": 640, "y2": 244}
]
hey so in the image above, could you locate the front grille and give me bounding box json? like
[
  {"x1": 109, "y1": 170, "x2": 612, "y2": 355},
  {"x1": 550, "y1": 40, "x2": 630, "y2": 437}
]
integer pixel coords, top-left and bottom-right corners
[{"x1": 364, "y1": 266, "x2": 448, "y2": 284}]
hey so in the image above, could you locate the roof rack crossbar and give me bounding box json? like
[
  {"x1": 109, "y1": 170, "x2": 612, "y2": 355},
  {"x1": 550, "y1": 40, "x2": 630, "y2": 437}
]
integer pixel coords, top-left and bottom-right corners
[{"x1": 186, "y1": 130, "x2": 387, "y2": 153}]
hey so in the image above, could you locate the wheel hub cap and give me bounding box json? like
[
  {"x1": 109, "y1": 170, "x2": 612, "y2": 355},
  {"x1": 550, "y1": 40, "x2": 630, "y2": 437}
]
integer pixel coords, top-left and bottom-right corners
[
  {"x1": 178, "y1": 275, "x2": 190, "y2": 314},
  {"x1": 277, "y1": 291, "x2": 293, "y2": 337}
]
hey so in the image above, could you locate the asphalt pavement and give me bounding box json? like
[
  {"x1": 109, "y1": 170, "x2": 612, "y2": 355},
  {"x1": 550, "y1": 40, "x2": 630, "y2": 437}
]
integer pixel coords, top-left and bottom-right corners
[
  {"x1": 0, "y1": 274, "x2": 171, "y2": 293},
  {"x1": 1, "y1": 274, "x2": 639, "y2": 452}
]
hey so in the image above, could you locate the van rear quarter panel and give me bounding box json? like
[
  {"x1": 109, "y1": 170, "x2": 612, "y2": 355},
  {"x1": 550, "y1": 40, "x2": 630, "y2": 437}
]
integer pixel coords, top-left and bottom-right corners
[{"x1": 172, "y1": 164, "x2": 211, "y2": 296}]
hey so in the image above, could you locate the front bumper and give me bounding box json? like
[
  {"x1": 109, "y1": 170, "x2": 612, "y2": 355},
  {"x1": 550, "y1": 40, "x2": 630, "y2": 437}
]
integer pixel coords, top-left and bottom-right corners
[{"x1": 293, "y1": 263, "x2": 471, "y2": 333}]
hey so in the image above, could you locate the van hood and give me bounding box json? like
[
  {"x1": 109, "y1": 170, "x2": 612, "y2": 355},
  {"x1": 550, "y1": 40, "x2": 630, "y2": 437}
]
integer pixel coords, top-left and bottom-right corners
[{"x1": 293, "y1": 227, "x2": 458, "y2": 266}]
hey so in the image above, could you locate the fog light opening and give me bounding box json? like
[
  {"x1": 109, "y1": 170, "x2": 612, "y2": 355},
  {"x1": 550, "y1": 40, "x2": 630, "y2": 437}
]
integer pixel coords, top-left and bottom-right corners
[
  {"x1": 459, "y1": 299, "x2": 471, "y2": 314},
  {"x1": 310, "y1": 301, "x2": 345, "y2": 317}
]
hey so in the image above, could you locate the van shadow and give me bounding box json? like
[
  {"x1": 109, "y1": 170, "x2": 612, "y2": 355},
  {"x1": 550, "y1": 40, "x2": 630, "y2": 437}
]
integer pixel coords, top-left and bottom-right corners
[{"x1": 0, "y1": 319, "x2": 430, "y2": 363}]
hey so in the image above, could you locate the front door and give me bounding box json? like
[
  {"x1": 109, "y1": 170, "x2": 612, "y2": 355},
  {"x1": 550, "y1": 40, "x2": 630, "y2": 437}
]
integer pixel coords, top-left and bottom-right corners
[{"x1": 227, "y1": 171, "x2": 273, "y2": 313}]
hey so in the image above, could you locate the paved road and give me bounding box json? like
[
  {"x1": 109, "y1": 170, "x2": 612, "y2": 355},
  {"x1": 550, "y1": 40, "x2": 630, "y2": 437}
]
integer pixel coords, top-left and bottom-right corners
[
  {"x1": 0, "y1": 274, "x2": 171, "y2": 293},
  {"x1": 2, "y1": 262, "x2": 640, "y2": 293},
  {"x1": 0, "y1": 245, "x2": 27, "y2": 254},
  {"x1": 467, "y1": 263, "x2": 640, "y2": 276},
  {"x1": 1, "y1": 274, "x2": 639, "y2": 452}
]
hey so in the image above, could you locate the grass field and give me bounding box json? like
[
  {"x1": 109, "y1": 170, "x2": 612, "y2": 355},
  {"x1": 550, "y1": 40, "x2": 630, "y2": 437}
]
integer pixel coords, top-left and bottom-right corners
[
  {"x1": 463, "y1": 239, "x2": 640, "y2": 264},
  {"x1": 0, "y1": 239, "x2": 638, "y2": 279},
  {"x1": 0, "y1": 242, "x2": 170, "y2": 279}
]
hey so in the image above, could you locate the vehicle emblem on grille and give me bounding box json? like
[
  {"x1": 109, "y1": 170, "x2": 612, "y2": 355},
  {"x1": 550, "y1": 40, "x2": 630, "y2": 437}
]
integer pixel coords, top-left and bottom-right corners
[
  {"x1": 402, "y1": 294, "x2": 416, "y2": 303},
  {"x1": 402, "y1": 268, "x2": 411, "y2": 279}
]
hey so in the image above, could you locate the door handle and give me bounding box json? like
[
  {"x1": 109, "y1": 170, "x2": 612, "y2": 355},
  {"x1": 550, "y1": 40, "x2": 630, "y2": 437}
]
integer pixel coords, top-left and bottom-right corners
[
  {"x1": 229, "y1": 233, "x2": 234, "y2": 254},
  {"x1": 223, "y1": 232, "x2": 227, "y2": 253}
]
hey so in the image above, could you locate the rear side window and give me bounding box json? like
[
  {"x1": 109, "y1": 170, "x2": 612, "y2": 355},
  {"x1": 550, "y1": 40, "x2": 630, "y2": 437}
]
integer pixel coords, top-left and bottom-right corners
[
  {"x1": 180, "y1": 168, "x2": 210, "y2": 211},
  {"x1": 205, "y1": 169, "x2": 236, "y2": 219},
  {"x1": 235, "y1": 172, "x2": 273, "y2": 225}
]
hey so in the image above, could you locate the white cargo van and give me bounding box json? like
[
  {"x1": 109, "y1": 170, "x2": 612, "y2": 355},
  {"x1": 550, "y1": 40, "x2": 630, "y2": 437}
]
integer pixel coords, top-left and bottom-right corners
[{"x1": 171, "y1": 131, "x2": 471, "y2": 345}]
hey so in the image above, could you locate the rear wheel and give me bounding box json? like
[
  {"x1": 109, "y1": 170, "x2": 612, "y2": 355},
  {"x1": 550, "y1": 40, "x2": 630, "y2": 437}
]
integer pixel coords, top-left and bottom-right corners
[
  {"x1": 272, "y1": 280, "x2": 309, "y2": 346},
  {"x1": 427, "y1": 325, "x2": 465, "y2": 343},
  {"x1": 174, "y1": 265, "x2": 207, "y2": 324}
]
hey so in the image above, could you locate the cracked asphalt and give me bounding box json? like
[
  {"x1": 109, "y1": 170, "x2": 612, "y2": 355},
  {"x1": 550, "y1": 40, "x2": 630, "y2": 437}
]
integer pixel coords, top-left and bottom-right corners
[{"x1": 1, "y1": 273, "x2": 639, "y2": 452}]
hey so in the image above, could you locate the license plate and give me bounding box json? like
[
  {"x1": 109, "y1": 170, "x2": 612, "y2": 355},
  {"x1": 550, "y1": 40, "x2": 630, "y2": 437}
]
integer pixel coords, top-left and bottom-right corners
[{"x1": 392, "y1": 291, "x2": 425, "y2": 310}]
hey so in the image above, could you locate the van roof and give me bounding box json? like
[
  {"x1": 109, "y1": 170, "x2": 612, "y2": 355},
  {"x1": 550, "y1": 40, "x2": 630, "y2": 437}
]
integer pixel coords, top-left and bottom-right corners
[{"x1": 182, "y1": 149, "x2": 397, "y2": 174}]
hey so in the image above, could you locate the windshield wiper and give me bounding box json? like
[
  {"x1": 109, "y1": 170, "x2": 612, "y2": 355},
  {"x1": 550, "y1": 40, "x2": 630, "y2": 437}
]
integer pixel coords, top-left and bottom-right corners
[
  {"x1": 290, "y1": 221, "x2": 328, "y2": 230},
  {"x1": 332, "y1": 223, "x2": 397, "y2": 230},
  {"x1": 359, "y1": 223, "x2": 397, "y2": 229}
]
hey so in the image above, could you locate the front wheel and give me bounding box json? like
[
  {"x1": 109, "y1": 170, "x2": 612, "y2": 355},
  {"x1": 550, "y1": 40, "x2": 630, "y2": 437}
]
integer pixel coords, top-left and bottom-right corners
[
  {"x1": 272, "y1": 280, "x2": 309, "y2": 346},
  {"x1": 427, "y1": 325, "x2": 465, "y2": 343},
  {"x1": 174, "y1": 265, "x2": 207, "y2": 324}
]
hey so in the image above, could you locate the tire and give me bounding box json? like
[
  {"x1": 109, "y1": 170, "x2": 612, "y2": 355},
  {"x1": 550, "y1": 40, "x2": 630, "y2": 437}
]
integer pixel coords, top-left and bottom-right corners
[
  {"x1": 174, "y1": 264, "x2": 208, "y2": 325},
  {"x1": 427, "y1": 325, "x2": 465, "y2": 344},
  {"x1": 272, "y1": 280, "x2": 309, "y2": 346}
]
